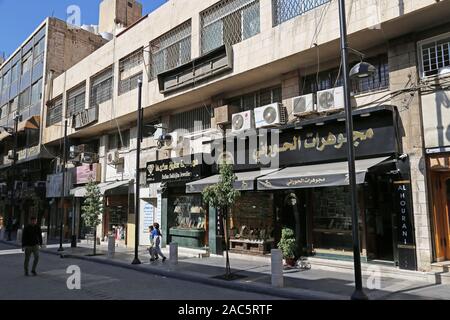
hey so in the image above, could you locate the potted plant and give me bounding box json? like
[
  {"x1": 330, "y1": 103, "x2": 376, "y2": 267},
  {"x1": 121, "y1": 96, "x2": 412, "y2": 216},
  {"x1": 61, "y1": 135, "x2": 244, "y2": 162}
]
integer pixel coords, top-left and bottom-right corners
[{"x1": 277, "y1": 228, "x2": 297, "y2": 267}]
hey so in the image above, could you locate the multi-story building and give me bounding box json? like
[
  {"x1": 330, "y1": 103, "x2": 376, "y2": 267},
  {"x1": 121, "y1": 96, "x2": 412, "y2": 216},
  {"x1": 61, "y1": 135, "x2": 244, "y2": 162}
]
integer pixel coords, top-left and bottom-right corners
[
  {"x1": 0, "y1": 17, "x2": 107, "y2": 237},
  {"x1": 42, "y1": 0, "x2": 450, "y2": 272}
]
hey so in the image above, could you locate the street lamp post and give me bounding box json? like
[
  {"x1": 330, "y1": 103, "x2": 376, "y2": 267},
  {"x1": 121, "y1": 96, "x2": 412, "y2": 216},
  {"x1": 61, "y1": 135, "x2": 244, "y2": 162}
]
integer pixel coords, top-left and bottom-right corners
[
  {"x1": 338, "y1": 0, "x2": 369, "y2": 300},
  {"x1": 58, "y1": 119, "x2": 68, "y2": 252},
  {"x1": 132, "y1": 79, "x2": 143, "y2": 265},
  {"x1": 9, "y1": 114, "x2": 21, "y2": 239}
]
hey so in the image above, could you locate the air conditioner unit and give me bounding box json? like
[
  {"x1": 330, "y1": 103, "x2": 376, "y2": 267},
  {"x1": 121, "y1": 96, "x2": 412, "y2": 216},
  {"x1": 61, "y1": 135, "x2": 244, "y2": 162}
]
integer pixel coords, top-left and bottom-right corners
[
  {"x1": 80, "y1": 152, "x2": 99, "y2": 164},
  {"x1": 215, "y1": 105, "x2": 240, "y2": 125},
  {"x1": 107, "y1": 150, "x2": 123, "y2": 165},
  {"x1": 316, "y1": 86, "x2": 345, "y2": 113},
  {"x1": 254, "y1": 103, "x2": 286, "y2": 129},
  {"x1": 292, "y1": 94, "x2": 315, "y2": 116},
  {"x1": 231, "y1": 110, "x2": 255, "y2": 134}
]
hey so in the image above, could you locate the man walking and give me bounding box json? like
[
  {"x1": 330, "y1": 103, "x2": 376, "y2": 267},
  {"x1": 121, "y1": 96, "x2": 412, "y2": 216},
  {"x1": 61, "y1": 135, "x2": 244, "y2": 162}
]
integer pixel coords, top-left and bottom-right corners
[{"x1": 22, "y1": 217, "x2": 42, "y2": 276}]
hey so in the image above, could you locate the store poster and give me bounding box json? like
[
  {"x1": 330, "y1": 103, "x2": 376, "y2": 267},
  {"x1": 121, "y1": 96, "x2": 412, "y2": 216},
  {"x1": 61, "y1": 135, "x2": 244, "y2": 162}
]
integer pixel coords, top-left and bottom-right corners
[{"x1": 139, "y1": 200, "x2": 154, "y2": 246}]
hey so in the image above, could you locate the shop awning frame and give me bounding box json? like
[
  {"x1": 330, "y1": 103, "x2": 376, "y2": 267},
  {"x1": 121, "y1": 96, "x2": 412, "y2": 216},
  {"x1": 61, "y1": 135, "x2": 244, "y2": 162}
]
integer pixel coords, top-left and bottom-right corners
[
  {"x1": 257, "y1": 157, "x2": 391, "y2": 191},
  {"x1": 186, "y1": 169, "x2": 278, "y2": 194},
  {"x1": 70, "y1": 180, "x2": 130, "y2": 198}
]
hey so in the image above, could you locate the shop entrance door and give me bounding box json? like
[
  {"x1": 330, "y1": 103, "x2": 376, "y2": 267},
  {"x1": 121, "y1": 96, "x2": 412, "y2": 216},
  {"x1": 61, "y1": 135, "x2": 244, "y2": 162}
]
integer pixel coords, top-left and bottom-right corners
[{"x1": 431, "y1": 172, "x2": 450, "y2": 261}]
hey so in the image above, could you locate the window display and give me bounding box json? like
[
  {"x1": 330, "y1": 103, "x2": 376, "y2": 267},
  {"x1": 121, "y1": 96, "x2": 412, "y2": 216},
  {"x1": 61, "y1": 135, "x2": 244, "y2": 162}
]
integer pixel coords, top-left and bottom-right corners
[
  {"x1": 229, "y1": 193, "x2": 275, "y2": 255},
  {"x1": 312, "y1": 186, "x2": 355, "y2": 252},
  {"x1": 172, "y1": 195, "x2": 206, "y2": 230}
]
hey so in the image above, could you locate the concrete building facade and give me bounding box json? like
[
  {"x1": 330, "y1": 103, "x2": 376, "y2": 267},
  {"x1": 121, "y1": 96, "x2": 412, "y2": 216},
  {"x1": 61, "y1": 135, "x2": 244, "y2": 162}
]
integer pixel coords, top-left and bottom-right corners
[{"x1": 39, "y1": 0, "x2": 450, "y2": 272}]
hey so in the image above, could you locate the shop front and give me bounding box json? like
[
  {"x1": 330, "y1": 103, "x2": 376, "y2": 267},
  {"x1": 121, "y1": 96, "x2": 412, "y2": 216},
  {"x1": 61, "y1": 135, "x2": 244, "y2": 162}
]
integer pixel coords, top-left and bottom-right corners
[
  {"x1": 146, "y1": 154, "x2": 211, "y2": 249},
  {"x1": 186, "y1": 106, "x2": 418, "y2": 270}
]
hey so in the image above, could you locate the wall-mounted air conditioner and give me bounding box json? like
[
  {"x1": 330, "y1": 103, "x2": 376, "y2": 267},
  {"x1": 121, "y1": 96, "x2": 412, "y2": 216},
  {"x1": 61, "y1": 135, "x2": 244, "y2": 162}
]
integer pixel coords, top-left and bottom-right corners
[
  {"x1": 292, "y1": 94, "x2": 315, "y2": 116},
  {"x1": 107, "y1": 150, "x2": 123, "y2": 166},
  {"x1": 316, "y1": 86, "x2": 345, "y2": 113},
  {"x1": 231, "y1": 110, "x2": 255, "y2": 134},
  {"x1": 254, "y1": 103, "x2": 286, "y2": 129}
]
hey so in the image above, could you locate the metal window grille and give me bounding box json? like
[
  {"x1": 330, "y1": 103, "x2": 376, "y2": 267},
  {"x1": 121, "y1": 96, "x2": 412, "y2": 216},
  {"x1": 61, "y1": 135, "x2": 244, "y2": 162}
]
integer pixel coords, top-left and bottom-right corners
[
  {"x1": 150, "y1": 21, "x2": 192, "y2": 80},
  {"x1": 108, "y1": 130, "x2": 130, "y2": 150},
  {"x1": 47, "y1": 98, "x2": 62, "y2": 127},
  {"x1": 200, "y1": 0, "x2": 260, "y2": 54},
  {"x1": 226, "y1": 86, "x2": 282, "y2": 111},
  {"x1": 119, "y1": 72, "x2": 142, "y2": 95},
  {"x1": 169, "y1": 106, "x2": 212, "y2": 133},
  {"x1": 66, "y1": 85, "x2": 86, "y2": 118},
  {"x1": 90, "y1": 67, "x2": 113, "y2": 107},
  {"x1": 301, "y1": 55, "x2": 389, "y2": 95},
  {"x1": 421, "y1": 37, "x2": 450, "y2": 77},
  {"x1": 272, "y1": 0, "x2": 330, "y2": 26},
  {"x1": 119, "y1": 48, "x2": 144, "y2": 75}
]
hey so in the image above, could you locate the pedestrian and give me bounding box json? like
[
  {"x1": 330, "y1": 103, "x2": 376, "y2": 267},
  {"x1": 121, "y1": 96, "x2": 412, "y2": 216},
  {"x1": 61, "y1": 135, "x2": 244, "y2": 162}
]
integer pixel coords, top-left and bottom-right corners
[
  {"x1": 153, "y1": 223, "x2": 166, "y2": 262},
  {"x1": 148, "y1": 225, "x2": 156, "y2": 262},
  {"x1": 6, "y1": 216, "x2": 12, "y2": 241},
  {"x1": 22, "y1": 216, "x2": 43, "y2": 276}
]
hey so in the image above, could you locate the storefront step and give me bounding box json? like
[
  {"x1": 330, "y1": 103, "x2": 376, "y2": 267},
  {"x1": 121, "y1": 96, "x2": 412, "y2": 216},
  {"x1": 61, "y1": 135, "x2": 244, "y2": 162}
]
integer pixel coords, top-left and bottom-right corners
[{"x1": 305, "y1": 257, "x2": 434, "y2": 283}]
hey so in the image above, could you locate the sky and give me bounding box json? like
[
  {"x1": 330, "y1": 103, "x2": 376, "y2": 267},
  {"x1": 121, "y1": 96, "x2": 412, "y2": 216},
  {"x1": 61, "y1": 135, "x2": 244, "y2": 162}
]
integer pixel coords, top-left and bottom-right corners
[{"x1": 0, "y1": 0, "x2": 167, "y2": 59}]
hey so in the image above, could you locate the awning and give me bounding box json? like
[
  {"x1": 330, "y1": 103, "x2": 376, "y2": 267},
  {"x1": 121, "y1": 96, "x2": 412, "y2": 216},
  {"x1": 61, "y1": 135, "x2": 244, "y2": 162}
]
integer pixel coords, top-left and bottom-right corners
[
  {"x1": 70, "y1": 180, "x2": 129, "y2": 198},
  {"x1": 0, "y1": 130, "x2": 11, "y2": 142},
  {"x1": 17, "y1": 116, "x2": 40, "y2": 133},
  {"x1": 257, "y1": 157, "x2": 390, "y2": 191},
  {"x1": 186, "y1": 169, "x2": 278, "y2": 194}
]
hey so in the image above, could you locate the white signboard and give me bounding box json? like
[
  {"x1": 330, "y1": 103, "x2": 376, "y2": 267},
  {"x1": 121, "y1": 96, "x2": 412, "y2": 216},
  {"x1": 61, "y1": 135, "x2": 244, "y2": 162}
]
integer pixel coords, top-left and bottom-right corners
[{"x1": 139, "y1": 200, "x2": 155, "y2": 246}]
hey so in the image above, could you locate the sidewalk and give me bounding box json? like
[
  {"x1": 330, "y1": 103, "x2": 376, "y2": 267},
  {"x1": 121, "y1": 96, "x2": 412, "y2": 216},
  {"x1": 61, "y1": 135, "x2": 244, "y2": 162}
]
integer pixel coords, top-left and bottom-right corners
[{"x1": 2, "y1": 239, "x2": 450, "y2": 300}]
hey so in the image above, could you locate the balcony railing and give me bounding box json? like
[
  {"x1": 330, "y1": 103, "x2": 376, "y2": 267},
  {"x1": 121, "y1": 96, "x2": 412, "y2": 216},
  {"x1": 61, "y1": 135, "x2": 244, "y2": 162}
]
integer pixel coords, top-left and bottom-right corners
[{"x1": 272, "y1": 0, "x2": 331, "y2": 26}]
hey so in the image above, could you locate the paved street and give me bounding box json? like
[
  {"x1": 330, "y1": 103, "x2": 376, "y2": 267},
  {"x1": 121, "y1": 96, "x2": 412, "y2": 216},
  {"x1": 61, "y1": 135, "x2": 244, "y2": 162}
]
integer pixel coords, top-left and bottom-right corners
[{"x1": 0, "y1": 243, "x2": 283, "y2": 300}]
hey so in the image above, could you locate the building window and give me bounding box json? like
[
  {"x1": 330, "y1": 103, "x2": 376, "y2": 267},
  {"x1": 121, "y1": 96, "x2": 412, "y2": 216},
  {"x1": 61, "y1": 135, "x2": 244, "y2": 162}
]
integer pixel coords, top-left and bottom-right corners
[
  {"x1": 226, "y1": 86, "x2": 282, "y2": 111},
  {"x1": 9, "y1": 97, "x2": 18, "y2": 113},
  {"x1": 33, "y1": 37, "x2": 46, "y2": 65},
  {"x1": 66, "y1": 85, "x2": 86, "y2": 118},
  {"x1": 419, "y1": 34, "x2": 450, "y2": 78},
  {"x1": 2, "y1": 70, "x2": 10, "y2": 90},
  {"x1": 272, "y1": 0, "x2": 330, "y2": 26},
  {"x1": 301, "y1": 55, "x2": 389, "y2": 95},
  {"x1": 31, "y1": 79, "x2": 43, "y2": 106},
  {"x1": 0, "y1": 104, "x2": 8, "y2": 119},
  {"x1": 11, "y1": 63, "x2": 19, "y2": 83},
  {"x1": 46, "y1": 97, "x2": 63, "y2": 127},
  {"x1": 21, "y1": 50, "x2": 33, "y2": 75},
  {"x1": 90, "y1": 67, "x2": 113, "y2": 107},
  {"x1": 150, "y1": 20, "x2": 192, "y2": 80},
  {"x1": 108, "y1": 130, "x2": 130, "y2": 151},
  {"x1": 18, "y1": 87, "x2": 31, "y2": 111},
  {"x1": 200, "y1": 0, "x2": 260, "y2": 54},
  {"x1": 169, "y1": 106, "x2": 212, "y2": 133},
  {"x1": 119, "y1": 48, "x2": 143, "y2": 95}
]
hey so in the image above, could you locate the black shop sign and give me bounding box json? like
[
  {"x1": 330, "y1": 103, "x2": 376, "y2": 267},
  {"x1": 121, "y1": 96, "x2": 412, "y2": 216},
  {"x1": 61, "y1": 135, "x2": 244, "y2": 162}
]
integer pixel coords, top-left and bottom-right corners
[
  {"x1": 146, "y1": 155, "x2": 206, "y2": 184},
  {"x1": 215, "y1": 107, "x2": 400, "y2": 172}
]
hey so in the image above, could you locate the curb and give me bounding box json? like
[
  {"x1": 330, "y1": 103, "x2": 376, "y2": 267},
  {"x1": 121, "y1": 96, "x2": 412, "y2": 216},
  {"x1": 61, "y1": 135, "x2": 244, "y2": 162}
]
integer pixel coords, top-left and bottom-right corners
[{"x1": 0, "y1": 240, "x2": 346, "y2": 300}]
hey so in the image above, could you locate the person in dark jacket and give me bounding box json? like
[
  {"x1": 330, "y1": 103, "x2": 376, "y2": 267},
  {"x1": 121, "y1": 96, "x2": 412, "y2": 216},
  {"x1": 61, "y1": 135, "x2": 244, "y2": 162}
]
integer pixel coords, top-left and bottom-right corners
[{"x1": 22, "y1": 217, "x2": 43, "y2": 276}]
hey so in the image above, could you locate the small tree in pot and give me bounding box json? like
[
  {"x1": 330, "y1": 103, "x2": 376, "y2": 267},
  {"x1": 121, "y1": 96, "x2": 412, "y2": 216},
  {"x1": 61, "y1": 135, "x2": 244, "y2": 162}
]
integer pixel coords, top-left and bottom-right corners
[
  {"x1": 81, "y1": 179, "x2": 103, "y2": 256},
  {"x1": 278, "y1": 228, "x2": 297, "y2": 267}
]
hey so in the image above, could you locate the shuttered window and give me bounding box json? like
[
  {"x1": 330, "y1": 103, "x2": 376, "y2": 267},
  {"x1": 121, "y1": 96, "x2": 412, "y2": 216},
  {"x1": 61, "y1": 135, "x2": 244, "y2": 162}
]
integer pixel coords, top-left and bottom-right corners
[
  {"x1": 66, "y1": 85, "x2": 86, "y2": 118},
  {"x1": 169, "y1": 106, "x2": 212, "y2": 133},
  {"x1": 47, "y1": 97, "x2": 62, "y2": 127},
  {"x1": 90, "y1": 67, "x2": 113, "y2": 107}
]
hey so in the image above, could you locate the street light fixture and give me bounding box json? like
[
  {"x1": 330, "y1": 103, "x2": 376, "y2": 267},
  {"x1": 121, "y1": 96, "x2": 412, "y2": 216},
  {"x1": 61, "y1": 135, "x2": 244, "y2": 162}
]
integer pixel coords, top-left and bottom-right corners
[{"x1": 338, "y1": 0, "x2": 375, "y2": 301}]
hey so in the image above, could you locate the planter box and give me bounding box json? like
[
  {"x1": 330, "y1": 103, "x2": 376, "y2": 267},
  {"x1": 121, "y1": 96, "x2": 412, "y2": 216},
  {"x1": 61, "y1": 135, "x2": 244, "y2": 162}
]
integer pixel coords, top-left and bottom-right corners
[{"x1": 169, "y1": 228, "x2": 205, "y2": 248}]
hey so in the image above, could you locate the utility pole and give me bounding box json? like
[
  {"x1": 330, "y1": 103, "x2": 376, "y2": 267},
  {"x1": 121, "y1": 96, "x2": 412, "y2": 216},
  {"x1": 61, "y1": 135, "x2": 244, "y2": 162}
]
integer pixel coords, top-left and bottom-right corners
[
  {"x1": 338, "y1": 0, "x2": 368, "y2": 300},
  {"x1": 132, "y1": 79, "x2": 143, "y2": 265},
  {"x1": 58, "y1": 120, "x2": 68, "y2": 252}
]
